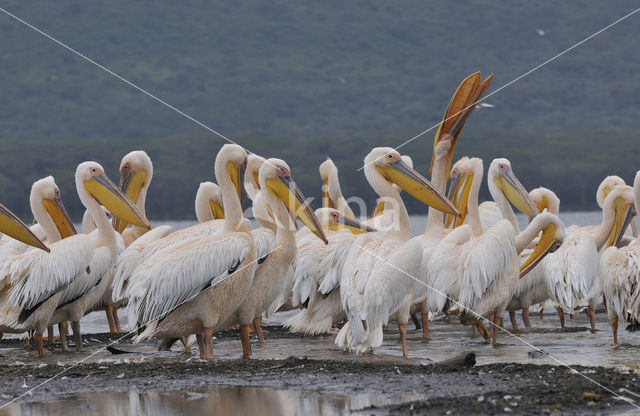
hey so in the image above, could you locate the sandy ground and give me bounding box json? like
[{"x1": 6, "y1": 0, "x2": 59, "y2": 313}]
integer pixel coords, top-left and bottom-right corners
[{"x1": 1, "y1": 311, "x2": 640, "y2": 415}]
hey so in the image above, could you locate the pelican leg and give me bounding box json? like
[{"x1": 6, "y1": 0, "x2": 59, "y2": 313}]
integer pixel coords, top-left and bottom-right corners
[
  {"x1": 410, "y1": 313, "x2": 421, "y2": 330},
  {"x1": 180, "y1": 336, "x2": 191, "y2": 354},
  {"x1": 612, "y1": 316, "x2": 618, "y2": 344},
  {"x1": 586, "y1": 308, "x2": 596, "y2": 333},
  {"x1": 113, "y1": 308, "x2": 122, "y2": 333},
  {"x1": 0, "y1": 332, "x2": 3, "y2": 341},
  {"x1": 569, "y1": 313, "x2": 574, "y2": 320},
  {"x1": 34, "y1": 332, "x2": 45, "y2": 356},
  {"x1": 491, "y1": 315, "x2": 499, "y2": 345},
  {"x1": 195, "y1": 333, "x2": 205, "y2": 355},
  {"x1": 201, "y1": 328, "x2": 214, "y2": 359},
  {"x1": 522, "y1": 308, "x2": 531, "y2": 328},
  {"x1": 489, "y1": 314, "x2": 496, "y2": 340},
  {"x1": 602, "y1": 295, "x2": 608, "y2": 313},
  {"x1": 253, "y1": 317, "x2": 265, "y2": 343},
  {"x1": 509, "y1": 311, "x2": 518, "y2": 330},
  {"x1": 555, "y1": 307, "x2": 565, "y2": 328},
  {"x1": 421, "y1": 312, "x2": 429, "y2": 339},
  {"x1": 476, "y1": 322, "x2": 490, "y2": 340},
  {"x1": 539, "y1": 308, "x2": 544, "y2": 319},
  {"x1": 63, "y1": 321, "x2": 70, "y2": 337},
  {"x1": 72, "y1": 321, "x2": 82, "y2": 351},
  {"x1": 398, "y1": 323, "x2": 408, "y2": 358},
  {"x1": 58, "y1": 323, "x2": 68, "y2": 351},
  {"x1": 240, "y1": 324, "x2": 252, "y2": 359},
  {"x1": 105, "y1": 306, "x2": 116, "y2": 333},
  {"x1": 47, "y1": 325, "x2": 55, "y2": 344}
]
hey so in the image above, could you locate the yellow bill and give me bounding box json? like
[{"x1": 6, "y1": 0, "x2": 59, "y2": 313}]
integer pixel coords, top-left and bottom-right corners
[
  {"x1": 42, "y1": 196, "x2": 77, "y2": 239},
  {"x1": 0, "y1": 204, "x2": 49, "y2": 252},
  {"x1": 494, "y1": 168, "x2": 538, "y2": 217},
  {"x1": 453, "y1": 173, "x2": 475, "y2": 228},
  {"x1": 605, "y1": 197, "x2": 635, "y2": 248},
  {"x1": 209, "y1": 199, "x2": 225, "y2": 220},
  {"x1": 227, "y1": 160, "x2": 247, "y2": 212},
  {"x1": 327, "y1": 215, "x2": 377, "y2": 234},
  {"x1": 430, "y1": 72, "x2": 494, "y2": 181},
  {"x1": 376, "y1": 160, "x2": 460, "y2": 216},
  {"x1": 113, "y1": 168, "x2": 149, "y2": 233},
  {"x1": 266, "y1": 176, "x2": 328, "y2": 244},
  {"x1": 322, "y1": 178, "x2": 333, "y2": 209},
  {"x1": 520, "y1": 223, "x2": 562, "y2": 277},
  {"x1": 84, "y1": 173, "x2": 150, "y2": 229}
]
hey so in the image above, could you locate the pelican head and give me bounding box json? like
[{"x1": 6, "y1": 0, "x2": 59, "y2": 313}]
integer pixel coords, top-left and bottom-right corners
[
  {"x1": 520, "y1": 212, "x2": 565, "y2": 278},
  {"x1": 215, "y1": 144, "x2": 248, "y2": 212},
  {"x1": 529, "y1": 187, "x2": 560, "y2": 216},
  {"x1": 602, "y1": 185, "x2": 636, "y2": 248},
  {"x1": 365, "y1": 147, "x2": 459, "y2": 216},
  {"x1": 76, "y1": 161, "x2": 150, "y2": 230},
  {"x1": 260, "y1": 158, "x2": 328, "y2": 244},
  {"x1": 245, "y1": 154, "x2": 265, "y2": 200},
  {"x1": 319, "y1": 158, "x2": 338, "y2": 209},
  {"x1": 0, "y1": 204, "x2": 49, "y2": 252},
  {"x1": 195, "y1": 181, "x2": 224, "y2": 223},
  {"x1": 444, "y1": 156, "x2": 470, "y2": 228},
  {"x1": 315, "y1": 207, "x2": 376, "y2": 234},
  {"x1": 488, "y1": 158, "x2": 538, "y2": 217},
  {"x1": 596, "y1": 175, "x2": 626, "y2": 209},
  {"x1": 113, "y1": 150, "x2": 152, "y2": 233},
  {"x1": 30, "y1": 176, "x2": 77, "y2": 240}
]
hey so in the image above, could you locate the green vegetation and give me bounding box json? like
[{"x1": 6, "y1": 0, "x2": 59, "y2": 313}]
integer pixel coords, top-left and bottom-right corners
[{"x1": 1, "y1": 1, "x2": 638, "y2": 220}]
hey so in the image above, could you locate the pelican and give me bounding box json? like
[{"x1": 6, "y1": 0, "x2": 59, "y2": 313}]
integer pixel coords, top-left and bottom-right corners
[
  {"x1": 598, "y1": 175, "x2": 639, "y2": 344},
  {"x1": 319, "y1": 158, "x2": 355, "y2": 218},
  {"x1": 415, "y1": 71, "x2": 493, "y2": 338},
  {"x1": 47, "y1": 163, "x2": 150, "y2": 350},
  {"x1": 429, "y1": 158, "x2": 565, "y2": 343},
  {"x1": 506, "y1": 187, "x2": 560, "y2": 329},
  {"x1": 245, "y1": 155, "x2": 277, "y2": 232},
  {"x1": 127, "y1": 145, "x2": 283, "y2": 359},
  {"x1": 286, "y1": 208, "x2": 376, "y2": 335},
  {"x1": 112, "y1": 151, "x2": 153, "y2": 246},
  {"x1": 195, "y1": 181, "x2": 225, "y2": 224},
  {"x1": 218, "y1": 158, "x2": 328, "y2": 357},
  {"x1": 336, "y1": 147, "x2": 458, "y2": 356}
]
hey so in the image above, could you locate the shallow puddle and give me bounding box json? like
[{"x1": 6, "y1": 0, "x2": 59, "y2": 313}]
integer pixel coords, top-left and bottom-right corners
[{"x1": 0, "y1": 386, "x2": 418, "y2": 416}]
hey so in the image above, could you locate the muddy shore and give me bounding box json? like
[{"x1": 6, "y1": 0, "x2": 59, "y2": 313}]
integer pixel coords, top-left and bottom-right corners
[{"x1": 1, "y1": 324, "x2": 639, "y2": 415}]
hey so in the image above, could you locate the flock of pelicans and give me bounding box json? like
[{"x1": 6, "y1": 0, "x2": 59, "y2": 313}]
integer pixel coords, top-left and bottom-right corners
[{"x1": 0, "y1": 72, "x2": 639, "y2": 361}]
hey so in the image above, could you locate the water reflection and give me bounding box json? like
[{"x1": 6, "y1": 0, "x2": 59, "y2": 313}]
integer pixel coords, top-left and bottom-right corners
[{"x1": 0, "y1": 387, "x2": 418, "y2": 416}]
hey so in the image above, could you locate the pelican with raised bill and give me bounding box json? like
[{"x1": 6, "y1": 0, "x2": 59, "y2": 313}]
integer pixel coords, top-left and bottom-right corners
[{"x1": 336, "y1": 147, "x2": 459, "y2": 357}]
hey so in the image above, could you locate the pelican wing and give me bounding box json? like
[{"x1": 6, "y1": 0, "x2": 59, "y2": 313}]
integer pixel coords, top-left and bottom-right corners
[
  {"x1": 426, "y1": 225, "x2": 473, "y2": 312},
  {"x1": 111, "y1": 225, "x2": 174, "y2": 301},
  {"x1": 600, "y1": 245, "x2": 640, "y2": 321},
  {"x1": 251, "y1": 228, "x2": 275, "y2": 264},
  {"x1": 459, "y1": 221, "x2": 515, "y2": 309},
  {"x1": 292, "y1": 229, "x2": 355, "y2": 306},
  {"x1": 2, "y1": 234, "x2": 94, "y2": 310},
  {"x1": 57, "y1": 246, "x2": 111, "y2": 307},
  {"x1": 132, "y1": 232, "x2": 252, "y2": 324}
]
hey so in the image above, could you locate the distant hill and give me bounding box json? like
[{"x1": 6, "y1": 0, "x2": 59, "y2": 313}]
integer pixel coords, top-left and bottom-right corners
[{"x1": 1, "y1": 1, "x2": 639, "y2": 220}]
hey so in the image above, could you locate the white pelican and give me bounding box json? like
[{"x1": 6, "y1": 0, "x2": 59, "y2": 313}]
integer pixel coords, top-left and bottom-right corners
[
  {"x1": 218, "y1": 158, "x2": 328, "y2": 357},
  {"x1": 598, "y1": 175, "x2": 639, "y2": 344},
  {"x1": 47, "y1": 162, "x2": 150, "y2": 350},
  {"x1": 245, "y1": 155, "x2": 278, "y2": 232},
  {"x1": 336, "y1": 147, "x2": 458, "y2": 356},
  {"x1": 195, "y1": 181, "x2": 225, "y2": 224},
  {"x1": 112, "y1": 151, "x2": 153, "y2": 246},
  {"x1": 429, "y1": 158, "x2": 565, "y2": 343},
  {"x1": 319, "y1": 158, "x2": 355, "y2": 218},
  {"x1": 127, "y1": 145, "x2": 276, "y2": 359},
  {"x1": 286, "y1": 208, "x2": 375, "y2": 335}
]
